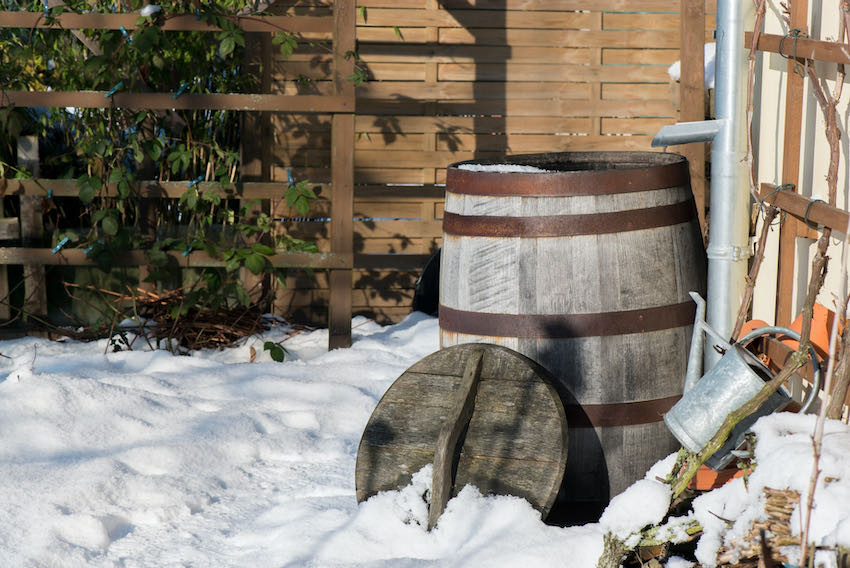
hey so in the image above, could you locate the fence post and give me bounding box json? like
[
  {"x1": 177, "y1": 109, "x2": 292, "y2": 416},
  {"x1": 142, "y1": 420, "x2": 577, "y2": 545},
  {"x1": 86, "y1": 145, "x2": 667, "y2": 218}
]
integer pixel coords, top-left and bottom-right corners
[
  {"x1": 240, "y1": 31, "x2": 274, "y2": 312},
  {"x1": 17, "y1": 136, "x2": 48, "y2": 324},
  {"x1": 679, "y1": 0, "x2": 707, "y2": 237},
  {"x1": 328, "y1": 0, "x2": 355, "y2": 349}
]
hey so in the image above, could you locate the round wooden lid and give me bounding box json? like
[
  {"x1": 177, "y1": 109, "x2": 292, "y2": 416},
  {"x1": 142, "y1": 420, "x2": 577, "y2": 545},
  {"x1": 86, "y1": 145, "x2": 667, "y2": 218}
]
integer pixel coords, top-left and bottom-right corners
[{"x1": 355, "y1": 343, "x2": 568, "y2": 519}]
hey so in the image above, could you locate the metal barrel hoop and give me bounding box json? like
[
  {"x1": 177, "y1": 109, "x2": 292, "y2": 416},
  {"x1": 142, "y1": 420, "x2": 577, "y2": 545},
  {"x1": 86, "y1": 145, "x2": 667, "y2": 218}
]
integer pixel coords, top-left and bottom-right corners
[{"x1": 736, "y1": 326, "x2": 822, "y2": 413}]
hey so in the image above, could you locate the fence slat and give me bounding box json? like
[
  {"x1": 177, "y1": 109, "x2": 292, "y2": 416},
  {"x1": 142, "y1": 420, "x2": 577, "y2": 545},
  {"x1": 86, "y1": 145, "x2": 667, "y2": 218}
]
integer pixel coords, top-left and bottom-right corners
[
  {"x1": 0, "y1": 248, "x2": 352, "y2": 269},
  {"x1": 0, "y1": 12, "x2": 333, "y2": 34},
  {"x1": 1, "y1": 91, "x2": 352, "y2": 112}
]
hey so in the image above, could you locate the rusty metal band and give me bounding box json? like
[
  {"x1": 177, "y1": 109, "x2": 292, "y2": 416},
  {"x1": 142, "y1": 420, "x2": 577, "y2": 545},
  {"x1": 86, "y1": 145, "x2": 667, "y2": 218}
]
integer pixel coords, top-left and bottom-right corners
[
  {"x1": 439, "y1": 301, "x2": 695, "y2": 338},
  {"x1": 563, "y1": 395, "x2": 682, "y2": 428},
  {"x1": 442, "y1": 200, "x2": 696, "y2": 238},
  {"x1": 446, "y1": 161, "x2": 689, "y2": 197}
]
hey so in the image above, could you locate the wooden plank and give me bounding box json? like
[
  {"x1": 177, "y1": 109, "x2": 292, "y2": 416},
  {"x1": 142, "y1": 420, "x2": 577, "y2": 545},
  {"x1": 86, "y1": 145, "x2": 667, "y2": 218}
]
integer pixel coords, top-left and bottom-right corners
[
  {"x1": 356, "y1": 8, "x2": 597, "y2": 29},
  {"x1": 355, "y1": 98, "x2": 676, "y2": 118},
  {"x1": 355, "y1": 45, "x2": 595, "y2": 64},
  {"x1": 601, "y1": 117, "x2": 674, "y2": 135},
  {"x1": 775, "y1": 0, "x2": 809, "y2": 327},
  {"x1": 16, "y1": 137, "x2": 48, "y2": 322},
  {"x1": 602, "y1": 82, "x2": 672, "y2": 100},
  {"x1": 0, "y1": 12, "x2": 333, "y2": 34},
  {"x1": 603, "y1": 13, "x2": 698, "y2": 32},
  {"x1": 759, "y1": 184, "x2": 849, "y2": 233},
  {"x1": 602, "y1": 48, "x2": 679, "y2": 65},
  {"x1": 1, "y1": 91, "x2": 352, "y2": 112},
  {"x1": 678, "y1": 0, "x2": 707, "y2": 234},
  {"x1": 357, "y1": 81, "x2": 592, "y2": 101},
  {"x1": 366, "y1": 0, "x2": 688, "y2": 8},
  {"x1": 748, "y1": 31, "x2": 850, "y2": 65},
  {"x1": 429, "y1": 349, "x2": 483, "y2": 530},
  {"x1": 437, "y1": 28, "x2": 689, "y2": 49},
  {"x1": 354, "y1": 115, "x2": 593, "y2": 133},
  {"x1": 328, "y1": 0, "x2": 355, "y2": 350},
  {"x1": 0, "y1": 248, "x2": 353, "y2": 268},
  {"x1": 3, "y1": 179, "x2": 318, "y2": 199},
  {"x1": 436, "y1": 63, "x2": 673, "y2": 83}
]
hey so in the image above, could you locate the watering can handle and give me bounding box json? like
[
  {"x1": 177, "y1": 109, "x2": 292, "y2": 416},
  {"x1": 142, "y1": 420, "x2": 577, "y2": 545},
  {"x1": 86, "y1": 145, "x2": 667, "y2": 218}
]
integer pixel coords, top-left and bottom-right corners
[{"x1": 737, "y1": 326, "x2": 823, "y2": 414}]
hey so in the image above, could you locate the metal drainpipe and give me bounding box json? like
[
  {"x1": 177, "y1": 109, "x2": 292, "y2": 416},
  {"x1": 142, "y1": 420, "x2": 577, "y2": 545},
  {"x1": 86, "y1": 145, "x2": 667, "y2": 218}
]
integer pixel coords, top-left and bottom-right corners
[{"x1": 652, "y1": 0, "x2": 754, "y2": 372}]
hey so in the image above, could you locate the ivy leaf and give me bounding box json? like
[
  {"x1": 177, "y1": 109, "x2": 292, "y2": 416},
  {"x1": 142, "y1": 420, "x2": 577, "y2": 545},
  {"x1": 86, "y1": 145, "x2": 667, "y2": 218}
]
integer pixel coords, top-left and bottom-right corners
[
  {"x1": 244, "y1": 252, "x2": 266, "y2": 275},
  {"x1": 77, "y1": 174, "x2": 98, "y2": 204},
  {"x1": 220, "y1": 35, "x2": 236, "y2": 58},
  {"x1": 358, "y1": 6, "x2": 366, "y2": 22},
  {"x1": 251, "y1": 242, "x2": 275, "y2": 256},
  {"x1": 225, "y1": 256, "x2": 241, "y2": 273},
  {"x1": 393, "y1": 26, "x2": 404, "y2": 40},
  {"x1": 102, "y1": 215, "x2": 119, "y2": 236},
  {"x1": 235, "y1": 285, "x2": 251, "y2": 307},
  {"x1": 264, "y1": 341, "x2": 286, "y2": 363},
  {"x1": 147, "y1": 248, "x2": 168, "y2": 267},
  {"x1": 117, "y1": 180, "x2": 131, "y2": 199},
  {"x1": 294, "y1": 195, "x2": 310, "y2": 216}
]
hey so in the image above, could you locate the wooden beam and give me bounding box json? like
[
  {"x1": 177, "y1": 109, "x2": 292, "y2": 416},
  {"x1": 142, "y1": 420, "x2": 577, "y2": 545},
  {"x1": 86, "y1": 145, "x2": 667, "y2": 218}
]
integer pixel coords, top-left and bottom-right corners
[
  {"x1": 3, "y1": 178, "x2": 303, "y2": 199},
  {"x1": 746, "y1": 31, "x2": 850, "y2": 65},
  {"x1": 760, "y1": 184, "x2": 849, "y2": 233},
  {"x1": 328, "y1": 0, "x2": 356, "y2": 350},
  {"x1": 428, "y1": 349, "x2": 483, "y2": 530},
  {"x1": 0, "y1": 12, "x2": 333, "y2": 35},
  {"x1": 0, "y1": 248, "x2": 352, "y2": 269},
  {"x1": 678, "y1": 0, "x2": 707, "y2": 236},
  {"x1": 17, "y1": 137, "x2": 48, "y2": 323},
  {"x1": 0, "y1": 91, "x2": 351, "y2": 112},
  {"x1": 774, "y1": 0, "x2": 809, "y2": 327}
]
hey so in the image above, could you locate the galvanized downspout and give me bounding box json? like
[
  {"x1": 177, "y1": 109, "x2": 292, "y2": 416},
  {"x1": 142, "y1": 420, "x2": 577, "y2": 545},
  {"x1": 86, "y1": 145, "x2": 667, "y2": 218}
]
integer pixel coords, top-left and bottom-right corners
[{"x1": 652, "y1": 0, "x2": 754, "y2": 372}]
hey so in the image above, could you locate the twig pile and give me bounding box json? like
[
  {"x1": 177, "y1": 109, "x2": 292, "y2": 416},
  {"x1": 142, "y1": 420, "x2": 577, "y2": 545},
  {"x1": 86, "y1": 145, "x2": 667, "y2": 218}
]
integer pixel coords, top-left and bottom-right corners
[
  {"x1": 716, "y1": 488, "x2": 799, "y2": 566},
  {"x1": 129, "y1": 288, "x2": 269, "y2": 350}
]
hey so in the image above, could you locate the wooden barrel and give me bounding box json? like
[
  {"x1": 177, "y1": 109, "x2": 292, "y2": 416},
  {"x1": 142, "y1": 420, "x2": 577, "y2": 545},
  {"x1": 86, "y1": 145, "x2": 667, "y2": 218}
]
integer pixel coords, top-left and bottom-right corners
[{"x1": 438, "y1": 152, "x2": 706, "y2": 522}]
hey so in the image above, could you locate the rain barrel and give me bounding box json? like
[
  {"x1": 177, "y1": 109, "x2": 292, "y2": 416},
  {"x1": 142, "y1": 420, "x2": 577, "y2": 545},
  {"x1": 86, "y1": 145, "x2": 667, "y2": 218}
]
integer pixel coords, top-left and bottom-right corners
[{"x1": 438, "y1": 152, "x2": 706, "y2": 522}]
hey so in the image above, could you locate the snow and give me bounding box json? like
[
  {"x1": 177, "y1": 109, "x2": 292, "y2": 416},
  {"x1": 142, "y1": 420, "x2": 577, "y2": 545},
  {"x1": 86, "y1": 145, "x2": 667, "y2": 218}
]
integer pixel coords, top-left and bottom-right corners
[
  {"x1": 668, "y1": 43, "x2": 716, "y2": 89},
  {"x1": 456, "y1": 164, "x2": 553, "y2": 173},
  {"x1": 1, "y1": 312, "x2": 849, "y2": 566}
]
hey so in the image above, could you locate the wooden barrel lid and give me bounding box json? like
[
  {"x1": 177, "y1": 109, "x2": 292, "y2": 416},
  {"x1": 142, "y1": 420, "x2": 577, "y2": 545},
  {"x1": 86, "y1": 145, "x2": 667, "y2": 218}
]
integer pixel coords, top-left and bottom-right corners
[{"x1": 355, "y1": 343, "x2": 568, "y2": 521}]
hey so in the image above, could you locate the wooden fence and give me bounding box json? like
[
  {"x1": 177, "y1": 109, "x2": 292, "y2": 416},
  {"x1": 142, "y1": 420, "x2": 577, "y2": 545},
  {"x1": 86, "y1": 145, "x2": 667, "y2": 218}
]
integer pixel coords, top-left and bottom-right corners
[
  {"x1": 1, "y1": 0, "x2": 718, "y2": 347},
  {"x1": 264, "y1": 0, "x2": 717, "y2": 326},
  {"x1": 0, "y1": 0, "x2": 357, "y2": 347}
]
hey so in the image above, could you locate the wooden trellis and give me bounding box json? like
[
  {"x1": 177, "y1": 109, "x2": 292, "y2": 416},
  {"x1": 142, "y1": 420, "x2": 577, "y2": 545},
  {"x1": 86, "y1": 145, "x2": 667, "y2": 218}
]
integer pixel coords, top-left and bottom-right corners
[{"x1": 0, "y1": 0, "x2": 356, "y2": 348}]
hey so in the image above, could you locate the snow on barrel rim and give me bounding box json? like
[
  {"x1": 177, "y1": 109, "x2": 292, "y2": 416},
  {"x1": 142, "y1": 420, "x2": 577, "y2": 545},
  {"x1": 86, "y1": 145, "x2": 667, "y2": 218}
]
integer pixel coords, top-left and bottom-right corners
[{"x1": 446, "y1": 152, "x2": 691, "y2": 197}]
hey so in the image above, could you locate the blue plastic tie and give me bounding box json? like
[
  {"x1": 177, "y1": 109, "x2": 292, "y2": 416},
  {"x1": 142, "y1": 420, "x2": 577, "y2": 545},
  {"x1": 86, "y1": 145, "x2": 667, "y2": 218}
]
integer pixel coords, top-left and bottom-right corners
[
  {"x1": 84, "y1": 244, "x2": 94, "y2": 255},
  {"x1": 120, "y1": 26, "x2": 132, "y2": 44},
  {"x1": 104, "y1": 81, "x2": 123, "y2": 98},
  {"x1": 43, "y1": 0, "x2": 49, "y2": 18},
  {"x1": 182, "y1": 245, "x2": 193, "y2": 257},
  {"x1": 195, "y1": 8, "x2": 200, "y2": 19},
  {"x1": 47, "y1": 189, "x2": 53, "y2": 199},
  {"x1": 287, "y1": 168, "x2": 294, "y2": 187},
  {"x1": 173, "y1": 82, "x2": 189, "y2": 99},
  {"x1": 187, "y1": 175, "x2": 204, "y2": 188},
  {"x1": 51, "y1": 236, "x2": 70, "y2": 254}
]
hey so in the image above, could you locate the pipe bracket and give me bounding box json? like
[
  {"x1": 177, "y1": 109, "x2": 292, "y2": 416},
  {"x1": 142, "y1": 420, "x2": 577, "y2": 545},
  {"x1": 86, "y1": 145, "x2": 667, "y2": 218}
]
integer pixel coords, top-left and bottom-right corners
[{"x1": 705, "y1": 243, "x2": 751, "y2": 261}]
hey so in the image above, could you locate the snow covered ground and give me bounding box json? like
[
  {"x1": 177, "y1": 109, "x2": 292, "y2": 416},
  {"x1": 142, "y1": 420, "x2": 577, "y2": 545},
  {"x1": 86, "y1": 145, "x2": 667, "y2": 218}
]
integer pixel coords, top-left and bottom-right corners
[{"x1": 1, "y1": 313, "x2": 848, "y2": 567}]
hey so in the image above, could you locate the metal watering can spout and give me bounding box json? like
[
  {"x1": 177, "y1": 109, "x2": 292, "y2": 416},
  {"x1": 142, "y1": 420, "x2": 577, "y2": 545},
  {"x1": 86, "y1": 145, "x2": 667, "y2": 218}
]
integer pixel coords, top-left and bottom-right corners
[
  {"x1": 684, "y1": 291, "x2": 733, "y2": 393},
  {"x1": 668, "y1": 292, "x2": 823, "y2": 470}
]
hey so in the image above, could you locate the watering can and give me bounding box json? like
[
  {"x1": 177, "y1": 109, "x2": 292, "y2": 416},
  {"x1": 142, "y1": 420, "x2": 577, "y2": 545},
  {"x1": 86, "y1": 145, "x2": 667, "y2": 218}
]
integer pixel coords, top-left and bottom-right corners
[{"x1": 664, "y1": 292, "x2": 822, "y2": 471}]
